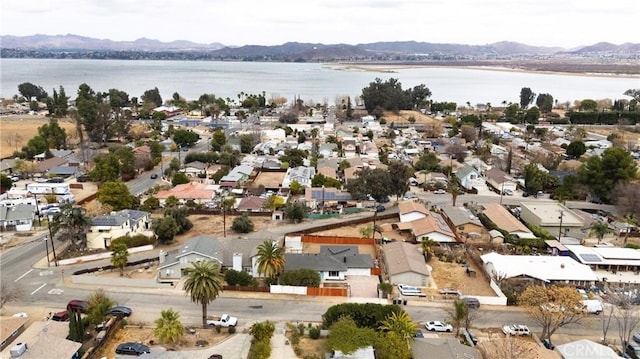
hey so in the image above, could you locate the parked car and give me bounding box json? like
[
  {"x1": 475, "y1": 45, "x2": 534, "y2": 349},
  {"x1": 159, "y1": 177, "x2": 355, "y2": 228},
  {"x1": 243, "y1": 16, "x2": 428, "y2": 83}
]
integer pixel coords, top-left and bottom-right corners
[
  {"x1": 434, "y1": 189, "x2": 446, "y2": 194},
  {"x1": 502, "y1": 324, "x2": 530, "y2": 336},
  {"x1": 627, "y1": 341, "x2": 640, "y2": 359},
  {"x1": 415, "y1": 329, "x2": 424, "y2": 338},
  {"x1": 67, "y1": 299, "x2": 89, "y2": 313},
  {"x1": 461, "y1": 296, "x2": 480, "y2": 309},
  {"x1": 51, "y1": 310, "x2": 69, "y2": 322},
  {"x1": 375, "y1": 205, "x2": 386, "y2": 213},
  {"x1": 425, "y1": 321, "x2": 453, "y2": 332},
  {"x1": 150, "y1": 173, "x2": 158, "y2": 179},
  {"x1": 115, "y1": 342, "x2": 150, "y2": 356},
  {"x1": 108, "y1": 306, "x2": 132, "y2": 317}
]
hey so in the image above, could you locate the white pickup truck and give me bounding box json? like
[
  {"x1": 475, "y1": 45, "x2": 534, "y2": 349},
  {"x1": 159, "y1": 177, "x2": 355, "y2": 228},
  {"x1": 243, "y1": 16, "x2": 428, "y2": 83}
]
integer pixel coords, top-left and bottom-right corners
[{"x1": 206, "y1": 314, "x2": 238, "y2": 327}]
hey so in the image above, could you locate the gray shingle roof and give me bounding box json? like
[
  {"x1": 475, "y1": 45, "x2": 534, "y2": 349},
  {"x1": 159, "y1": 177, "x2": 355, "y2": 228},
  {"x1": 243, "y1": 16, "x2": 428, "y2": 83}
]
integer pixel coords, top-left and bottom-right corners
[
  {"x1": 383, "y1": 241, "x2": 430, "y2": 276},
  {"x1": 440, "y1": 205, "x2": 482, "y2": 227},
  {"x1": 285, "y1": 245, "x2": 373, "y2": 271},
  {"x1": 161, "y1": 235, "x2": 264, "y2": 269},
  {"x1": 454, "y1": 164, "x2": 478, "y2": 181},
  {"x1": 0, "y1": 204, "x2": 35, "y2": 221}
]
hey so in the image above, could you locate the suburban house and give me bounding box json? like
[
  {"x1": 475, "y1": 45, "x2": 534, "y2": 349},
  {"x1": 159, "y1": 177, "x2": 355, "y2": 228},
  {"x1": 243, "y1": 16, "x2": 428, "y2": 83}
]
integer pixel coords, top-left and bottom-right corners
[
  {"x1": 87, "y1": 209, "x2": 152, "y2": 249},
  {"x1": 485, "y1": 167, "x2": 516, "y2": 193},
  {"x1": 219, "y1": 164, "x2": 255, "y2": 187},
  {"x1": 34, "y1": 157, "x2": 68, "y2": 177},
  {"x1": 455, "y1": 164, "x2": 485, "y2": 191},
  {"x1": 482, "y1": 203, "x2": 535, "y2": 239},
  {"x1": 342, "y1": 138, "x2": 358, "y2": 157},
  {"x1": 155, "y1": 182, "x2": 216, "y2": 206},
  {"x1": 481, "y1": 252, "x2": 597, "y2": 287},
  {"x1": 519, "y1": 202, "x2": 585, "y2": 239},
  {"x1": 0, "y1": 159, "x2": 16, "y2": 175},
  {"x1": 158, "y1": 235, "x2": 264, "y2": 282},
  {"x1": 181, "y1": 161, "x2": 210, "y2": 178},
  {"x1": 411, "y1": 338, "x2": 481, "y2": 359},
  {"x1": 395, "y1": 211, "x2": 457, "y2": 243},
  {"x1": 0, "y1": 320, "x2": 80, "y2": 359},
  {"x1": 304, "y1": 187, "x2": 352, "y2": 209},
  {"x1": 0, "y1": 204, "x2": 36, "y2": 232},
  {"x1": 284, "y1": 245, "x2": 374, "y2": 281},
  {"x1": 398, "y1": 201, "x2": 430, "y2": 223},
  {"x1": 235, "y1": 196, "x2": 266, "y2": 212},
  {"x1": 382, "y1": 241, "x2": 430, "y2": 287},
  {"x1": 565, "y1": 244, "x2": 640, "y2": 285},
  {"x1": 330, "y1": 346, "x2": 375, "y2": 359},
  {"x1": 555, "y1": 339, "x2": 619, "y2": 359},
  {"x1": 439, "y1": 205, "x2": 484, "y2": 239},
  {"x1": 282, "y1": 166, "x2": 316, "y2": 188},
  {"x1": 48, "y1": 166, "x2": 79, "y2": 178}
]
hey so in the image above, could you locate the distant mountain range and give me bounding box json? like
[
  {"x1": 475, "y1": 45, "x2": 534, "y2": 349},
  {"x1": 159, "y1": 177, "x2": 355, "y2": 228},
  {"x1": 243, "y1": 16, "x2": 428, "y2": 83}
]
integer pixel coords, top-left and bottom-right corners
[{"x1": 1, "y1": 34, "x2": 639, "y2": 62}]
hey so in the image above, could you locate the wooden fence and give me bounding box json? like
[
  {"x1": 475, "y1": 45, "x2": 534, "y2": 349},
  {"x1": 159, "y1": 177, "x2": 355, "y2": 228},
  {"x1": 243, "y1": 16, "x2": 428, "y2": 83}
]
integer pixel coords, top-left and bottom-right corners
[{"x1": 307, "y1": 286, "x2": 347, "y2": 297}]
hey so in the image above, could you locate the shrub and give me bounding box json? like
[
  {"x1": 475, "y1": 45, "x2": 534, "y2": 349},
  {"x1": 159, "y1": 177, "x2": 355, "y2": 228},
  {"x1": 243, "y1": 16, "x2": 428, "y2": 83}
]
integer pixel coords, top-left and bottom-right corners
[
  {"x1": 309, "y1": 326, "x2": 321, "y2": 339},
  {"x1": 214, "y1": 325, "x2": 221, "y2": 333},
  {"x1": 224, "y1": 269, "x2": 254, "y2": 286},
  {"x1": 228, "y1": 326, "x2": 236, "y2": 334},
  {"x1": 112, "y1": 234, "x2": 156, "y2": 248},
  {"x1": 231, "y1": 213, "x2": 254, "y2": 233},
  {"x1": 279, "y1": 269, "x2": 321, "y2": 287}
]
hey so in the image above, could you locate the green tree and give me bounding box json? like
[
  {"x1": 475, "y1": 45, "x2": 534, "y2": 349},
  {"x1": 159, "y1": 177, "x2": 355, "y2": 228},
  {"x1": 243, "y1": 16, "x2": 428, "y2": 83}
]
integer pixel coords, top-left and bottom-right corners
[
  {"x1": 345, "y1": 168, "x2": 392, "y2": 202},
  {"x1": 97, "y1": 181, "x2": 138, "y2": 210},
  {"x1": 110, "y1": 241, "x2": 129, "y2": 277},
  {"x1": 311, "y1": 173, "x2": 342, "y2": 188},
  {"x1": 86, "y1": 289, "x2": 115, "y2": 325},
  {"x1": 173, "y1": 129, "x2": 200, "y2": 148},
  {"x1": 91, "y1": 153, "x2": 122, "y2": 182},
  {"x1": 38, "y1": 119, "x2": 67, "y2": 149},
  {"x1": 231, "y1": 213, "x2": 254, "y2": 233},
  {"x1": 520, "y1": 87, "x2": 535, "y2": 109},
  {"x1": 19, "y1": 135, "x2": 48, "y2": 159},
  {"x1": 279, "y1": 269, "x2": 321, "y2": 287},
  {"x1": 579, "y1": 147, "x2": 638, "y2": 203},
  {"x1": 264, "y1": 195, "x2": 284, "y2": 211},
  {"x1": 152, "y1": 217, "x2": 179, "y2": 244},
  {"x1": 449, "y1": 299, "x2": 468, "y2": 336},
  {"x1": 256, "y1": 240, "x2": 285, "y2": 281},
  {"x1": 0, "y1": 174, "x2": 12, "y2": 191},
  {"x1": 388, "y1": 162, "x2": 411, "y2": 200},
  {"x1": 590, "y1": 222, "x2": 612, "y2": 244},
  {"x1": 164, "y1": 206, "x2": 193, "y2": 234},
  {"x1": 289, "y1": 180, "x2": 304, "y2": 195},
  {"x1": 141, "y1": 87, "x2": 163, "y2": 107},
  {"x1": 414, "y1": 152, "x2": 441, "y2": 172},
  {"x1": 524, "y1": 106, "x2": 541, "y2": 123},
  {"x1": 154, "y1": 309, "x2": 184, "y2": 346},
  {"x1": 67, "y1": 308, "x2": 84, "y2": 342},
  {"x1": 285, "y1": 202, "x2": 306, "y2": 223},
  {"x1": 50, "y1": 204, "x2": 91, "y2": 251},
  {"x1": 210, "y1": 129, "x2": 227, "y2": 151},
  {"x1": 183, "y1": 260, "x2": 224, "y2": 328},
  {"x1": 565, "y1": 140, "x2": 586, "y2": 158},
  {"x1": 224, "y1": 269, "x2": 255, "y2": 286},
  {"x1": 18, "y1": 82, "x2": 48, "y2": 102},
  {"x1": 378, "y1": 310, "x2": 417, "y2": 345},
  {"x1": 536, "y1": 93, "x2": 554, "y2": 113},
  {"x1": 327, "y1": 317, "x2": 376, "y2": 355},
  {"x1": 279, "y1": 148, "x2": 307, "y2": 168},
  {"x1": 171, "y1": 172, "x2": 190, "y2": 186},
  {"x1": 239, "y1": 134, "x2": 256, "y2": 153},
  {"x1": 140, "y1": 197, "x2": 161, "y2": 212},
  {"x1": 322, "y1": 303, "x2": 402, "y2": 329},
  {"x1": 374, "y1": 331, "x2": 412, "y2": 359},
  {"x1": 579, "y1": 99, "x2": 598, "y2": 111}
]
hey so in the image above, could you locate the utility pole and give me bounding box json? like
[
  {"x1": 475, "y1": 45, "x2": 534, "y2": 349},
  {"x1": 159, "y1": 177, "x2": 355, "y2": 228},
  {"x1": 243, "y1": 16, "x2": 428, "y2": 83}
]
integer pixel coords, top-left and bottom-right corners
[
  {"x1": 47, "y1": 217, "x2": 58, "y2": 266},
  {"x1": 558, "y1": 210, "x2": 564, "y2": 240}
]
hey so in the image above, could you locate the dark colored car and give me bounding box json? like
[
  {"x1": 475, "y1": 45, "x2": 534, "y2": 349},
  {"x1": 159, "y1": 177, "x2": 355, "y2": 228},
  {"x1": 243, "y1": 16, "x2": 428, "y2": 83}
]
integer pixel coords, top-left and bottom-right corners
[
  {"x1": 51, "y1": 310, "x2": 69, "y2": 322},
  {"x1": 150, "y1": 173, "x2": 158, "y2": 179},
  {"x1": 376, "y1": 205, "x2": 385, "y2": 213},
  {"x1": 461, "y1": 297, "x2": 480, "y2": 309},
  {"x1": 115, "y1": 342, "x2": 150, "y2": 356},
  {"x1": 208, "y1": 355, "x2": 223, "y2": 359},
  {"x1": 67, "y1": 299, "x2": 89, "y2": 313},
  {"x1": 108, "y1": 306, "x2": 132, "y2": 317}
]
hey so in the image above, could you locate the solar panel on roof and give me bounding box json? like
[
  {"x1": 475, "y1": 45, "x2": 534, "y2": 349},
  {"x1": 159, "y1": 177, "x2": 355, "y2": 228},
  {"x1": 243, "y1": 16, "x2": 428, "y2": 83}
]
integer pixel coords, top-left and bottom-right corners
[{"x1": 580, "y1": 253, "x2": 602, "y2": 263}]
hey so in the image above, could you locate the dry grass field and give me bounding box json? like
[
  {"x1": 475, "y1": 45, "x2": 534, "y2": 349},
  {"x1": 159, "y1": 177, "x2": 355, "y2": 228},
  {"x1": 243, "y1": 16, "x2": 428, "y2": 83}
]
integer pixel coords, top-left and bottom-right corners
[{"x1": 0, "y1": 116, "x2": 77, "y2": 158}]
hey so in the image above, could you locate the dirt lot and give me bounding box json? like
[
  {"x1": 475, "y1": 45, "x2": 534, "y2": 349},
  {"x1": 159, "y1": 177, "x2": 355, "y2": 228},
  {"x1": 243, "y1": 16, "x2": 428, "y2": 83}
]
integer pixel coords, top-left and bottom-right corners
[
  {"x1": 0, "y1": 116, "x2": 78, "y2": 158},
  {"x1": 94, "y1": 326, "x2": 232, "y2": 359},
  {"x1": 476, "y1": 335, "x2": 560, "y2": 359},
  {"x1": 310, "y1": 218, "x2": 403, "y2": 240},
  {"x1": 428, "y1": 257, "x2": 496, "y2": 297},
  {"x1": 176, "y1": 214, "x2": 274, "y2": 240}
]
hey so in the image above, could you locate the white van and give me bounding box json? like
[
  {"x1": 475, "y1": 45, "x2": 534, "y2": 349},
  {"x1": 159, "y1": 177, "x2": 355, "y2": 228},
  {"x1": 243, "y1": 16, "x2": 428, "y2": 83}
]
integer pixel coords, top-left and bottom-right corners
[{"x1": 582, "y1": 300, "x2": 603, "y2": 314}]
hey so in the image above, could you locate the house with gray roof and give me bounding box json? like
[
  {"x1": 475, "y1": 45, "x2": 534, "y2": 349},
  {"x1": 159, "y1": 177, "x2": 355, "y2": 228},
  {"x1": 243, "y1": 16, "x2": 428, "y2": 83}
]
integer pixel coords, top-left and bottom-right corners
[
  {"x1": 439, "y1": 205, "x2": 484, "y2": 238},
  {"x1": 282, "y1": 166, "x2": 316, "y2": 188},
  {"x1": 0, "y1": 204, "x2": 36, "y2": 232},
  {"x1": 0, "y1": 159, "x2": 16, "y2": 174},
  {"x1": 87, "y1": 209, "x2": 152, "y2": 249},
  {"x1": 219, "y1": 164, "x2": 255, "y2": 187},
  {"x1": 285, "y1": 245, "x2": 373, "y2": 281},
  {"x1": 48, "y1": 166, "x2": 79, "y2": 178},
  {"x1": 157, "y1": 235, "x2": 264, "y2": 282},
  {"x1": 382, "y1": 241, "x2": 430, "y2": 287},
  {"x1": 454, "y1": 164, "x2": 485, "y2": 191}
]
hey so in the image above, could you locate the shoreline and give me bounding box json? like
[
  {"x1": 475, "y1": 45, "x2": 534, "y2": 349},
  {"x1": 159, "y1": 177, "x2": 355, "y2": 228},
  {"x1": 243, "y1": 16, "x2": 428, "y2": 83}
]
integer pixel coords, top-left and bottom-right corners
[{"x1": 326, "y1": 63, "x2": 640, "y2": 79}]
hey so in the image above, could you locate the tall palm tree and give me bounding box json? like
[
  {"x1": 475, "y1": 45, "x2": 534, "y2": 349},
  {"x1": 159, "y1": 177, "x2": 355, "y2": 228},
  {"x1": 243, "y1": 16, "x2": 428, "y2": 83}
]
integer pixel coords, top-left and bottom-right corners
[
  {"x1": 421, "y1": 237, "x2": 438, "y2": 262},
  {"x1": 448, "y1": 176, "x2": 460, "y2": 206},
  {"x1": 590, "y1": 222, "x2": 611, "y2": 244},
  {"x1": 449, "y1": 299, "x2": 468, "y2": 336},
  {"x1": 154, "y1": 308, "x2": 184, "y2": 346},
  {"x1": 183, "y1": 260, "x2": 224, "y2": 328},
  {"x1": 50, "y1": 204, "x2": 91, "y2": 250},
  {"x1": 110, "y1": 242, "x2": 129, "y2": 277},
  {"x1": 256, "y1": 240, "x2": 285, "y2": 282},
  {"x1": 379, "y1": 311, "x2": 417, "y2": 345}
]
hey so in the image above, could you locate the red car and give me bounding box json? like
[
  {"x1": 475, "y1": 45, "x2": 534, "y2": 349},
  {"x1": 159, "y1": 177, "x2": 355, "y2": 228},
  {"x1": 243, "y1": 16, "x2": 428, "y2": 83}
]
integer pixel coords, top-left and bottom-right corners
[{"x1": 67, "y1": 300, "x2": 89, "y2": 313}]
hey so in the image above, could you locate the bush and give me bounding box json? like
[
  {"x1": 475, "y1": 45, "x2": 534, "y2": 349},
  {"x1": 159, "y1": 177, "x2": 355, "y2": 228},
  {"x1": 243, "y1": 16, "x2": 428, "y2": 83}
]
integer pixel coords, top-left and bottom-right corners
[
  {"x1": 228, "y1": 326, "x2": 236, "y2": 334},
  {"x1": 231, "y1": 213, "x2": 254, "y2": 233},
  {"x1": 322, "y1": 303, "x2": 402, "y2": 329},
  {"x1": 309, "y1": 326, "x2": 321, "y2": 339},
  {"x1": 111, "y1": 234, "x2": 156, "y2": 248},
  {"x1": 279, "y1": 269, "x2": 321, "y2": 287},
  {"x1": 224, "y1": 269, "x2": 255, "y2": 286}
]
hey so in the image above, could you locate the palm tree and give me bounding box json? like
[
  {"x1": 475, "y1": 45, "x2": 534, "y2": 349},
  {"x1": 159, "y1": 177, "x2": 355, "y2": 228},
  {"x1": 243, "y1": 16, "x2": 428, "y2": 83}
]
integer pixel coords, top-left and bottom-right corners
[
  {"x1": 110, "y1": 242, "x2": 129, "y2": 277},
  {"x1": 379, "y1": 311, "x2": 417, "y2": 345},
  {"x1": 448, "y1": 176, "x2": 460, "y2": 206},
  {"x1": 183, "y1": 260, "x2": 224, "y2": 328},
  {"x1": 449, "y1": 299, "x2": 468, "y2": 336},
  {"x1": 256, "y1": 240, "x2": 285, "y2": 282},
  {"x1": 154, "y1": 308, "x2": 184, "y2": 346},
  {"x1": 421, "y1": 237, "x2": 438, "y2": 262},
  {"x1": 590, "y1": 222, "x2": 612, "y2": 244},
  {"x1": 50, "y1": 204, "x2": 91, "y2": 250}
]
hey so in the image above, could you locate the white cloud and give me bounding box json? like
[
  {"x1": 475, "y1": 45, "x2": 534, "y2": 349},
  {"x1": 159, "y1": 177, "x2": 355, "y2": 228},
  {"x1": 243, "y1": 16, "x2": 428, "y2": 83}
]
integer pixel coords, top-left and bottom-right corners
[{"x1": 1, "y1": 0, "x2": 638, "y2": 47}]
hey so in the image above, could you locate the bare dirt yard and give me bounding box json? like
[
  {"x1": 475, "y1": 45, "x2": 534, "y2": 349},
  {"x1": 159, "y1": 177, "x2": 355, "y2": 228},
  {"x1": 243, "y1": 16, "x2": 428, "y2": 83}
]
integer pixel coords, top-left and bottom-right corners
[
  {"x1": 94, "y1": 326, "x2": 233, "y2": 359},
  {"x1": 176, "y1": 214, "x2": 275, "y2": 240},
  {"x1": 427, "y1": 257, "x2": 496, "y2": 297},
  {"x1": 476, "y1": 335, "x2": 560, "y2": 359},
  {"x1": 310, "y1": 218, "x2": 403, "y2": 240},
  {"x1": 0, "y1": 116, "x2": 78, "y2": 158}
]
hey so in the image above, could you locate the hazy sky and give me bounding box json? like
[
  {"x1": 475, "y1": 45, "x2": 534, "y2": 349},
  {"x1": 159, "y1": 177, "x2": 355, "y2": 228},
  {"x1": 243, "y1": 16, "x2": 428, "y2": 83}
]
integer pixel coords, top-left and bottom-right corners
[{"x1": 2, "y1": 0, "x2": 638, "y2": 48}]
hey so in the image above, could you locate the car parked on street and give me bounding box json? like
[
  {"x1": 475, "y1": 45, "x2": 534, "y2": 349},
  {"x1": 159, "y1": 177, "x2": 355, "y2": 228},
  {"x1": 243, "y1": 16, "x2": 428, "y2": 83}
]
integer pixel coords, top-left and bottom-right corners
[
  {"x1": 115, "y1": 342, "x2": 150, "y2": 356},
  {"x1": 108, "y1": 306, "x2": 132, "y2": 317},
  {"x1": 67, "y1": 299, "x2": 89, "y2": 313},
  {"x1": 150, "y1": 173, "x2": 158, "y2": 179},
  {"x1": 434, "y1": 189, "x2": 447, "y2": 194},
  {"x1": 425, "y1": 321, "x2": 453, "y2": 332},
  {"x1": 502, "y1": 324, "x2": 530, "y2": 336}
]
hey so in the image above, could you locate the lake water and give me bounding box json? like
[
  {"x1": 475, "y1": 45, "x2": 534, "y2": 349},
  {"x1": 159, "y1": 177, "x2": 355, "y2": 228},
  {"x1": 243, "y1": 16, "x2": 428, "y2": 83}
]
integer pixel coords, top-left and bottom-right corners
[{"x1": 1, "y1": 58, "x2": 638, "y2": 106}]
